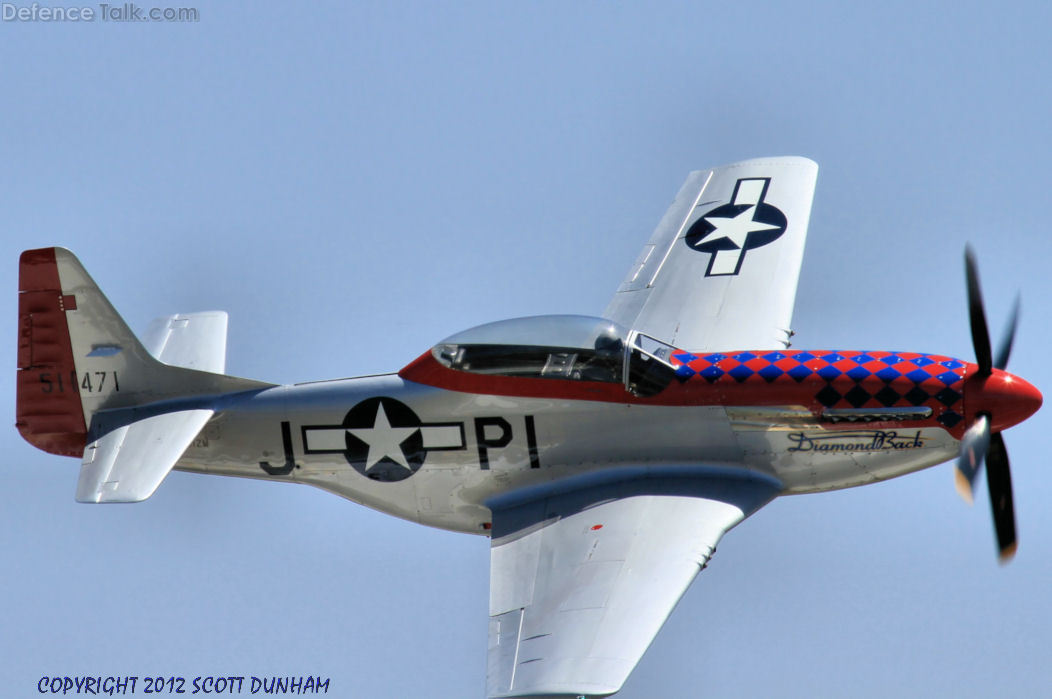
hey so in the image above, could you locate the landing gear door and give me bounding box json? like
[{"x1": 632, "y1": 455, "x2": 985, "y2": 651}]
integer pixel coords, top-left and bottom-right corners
[{"x1": 625, "y1": 331, "x2": 679, "y2": 397}]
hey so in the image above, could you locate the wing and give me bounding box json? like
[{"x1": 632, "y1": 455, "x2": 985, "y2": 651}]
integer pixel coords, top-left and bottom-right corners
[
  {"x1": 604, "y1": 157, "x2": 818, "y2": 352},
  {"x1": 486, "y1": 467, "x2": 781, "y2": 698}
]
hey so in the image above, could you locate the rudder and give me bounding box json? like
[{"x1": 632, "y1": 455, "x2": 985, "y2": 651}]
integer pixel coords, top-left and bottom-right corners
[{"x1": 17, "y1": 248, "x2": 87, "y2": 456}]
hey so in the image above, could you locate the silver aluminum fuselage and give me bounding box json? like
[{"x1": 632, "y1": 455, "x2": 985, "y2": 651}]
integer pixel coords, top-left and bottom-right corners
[{"x1": 173, "y1": 374, "x2": 960, "y2": 535}]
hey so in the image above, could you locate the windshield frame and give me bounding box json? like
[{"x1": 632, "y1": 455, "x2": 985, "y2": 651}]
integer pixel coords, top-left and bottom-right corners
[{"x1": 623, "y1": 330, "x2": 680, "y2": 397}]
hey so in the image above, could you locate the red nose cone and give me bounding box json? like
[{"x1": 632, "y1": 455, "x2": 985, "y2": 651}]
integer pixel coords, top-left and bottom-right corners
[{"x1": 967, "y1": 369, "x2": 1043, "y2": 432}]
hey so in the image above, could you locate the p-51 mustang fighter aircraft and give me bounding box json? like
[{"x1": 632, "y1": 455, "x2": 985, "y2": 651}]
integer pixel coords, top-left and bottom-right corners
[{"x1": 16, "y1": 157, "x2": 1041, "y2": 698}]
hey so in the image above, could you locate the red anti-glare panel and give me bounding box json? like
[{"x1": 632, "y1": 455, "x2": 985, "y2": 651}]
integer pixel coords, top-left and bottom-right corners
[{"x1": 400, "y1": 347, "x2": 974, "y2": 439}]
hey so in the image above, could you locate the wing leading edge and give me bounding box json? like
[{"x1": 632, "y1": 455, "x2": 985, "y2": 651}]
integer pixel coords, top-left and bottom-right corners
[
  {"x1": 604, "y1": 157, "x2": 818, "y2": 352},
  {"x1": 486, "y1": 467, "x2": 781, "y2": 698}
]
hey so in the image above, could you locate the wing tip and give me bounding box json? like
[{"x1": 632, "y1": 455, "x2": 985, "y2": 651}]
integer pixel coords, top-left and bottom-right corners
[{"x1": 697, "y1": 155, "x2": 818, "y2": 175}]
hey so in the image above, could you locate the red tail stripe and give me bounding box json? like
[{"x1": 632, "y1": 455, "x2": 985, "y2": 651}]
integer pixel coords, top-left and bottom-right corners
[{"x1": 15, "y1": 248, "x2": 87, "y2": 457}]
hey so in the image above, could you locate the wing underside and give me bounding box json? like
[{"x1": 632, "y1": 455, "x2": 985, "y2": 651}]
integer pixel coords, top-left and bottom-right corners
[
  {"x1": 486, "y1": 467, "x2": 781, "y2": 698},
  {"x1": 604, "y1": 157, "x2": 818, "y2": 352}
]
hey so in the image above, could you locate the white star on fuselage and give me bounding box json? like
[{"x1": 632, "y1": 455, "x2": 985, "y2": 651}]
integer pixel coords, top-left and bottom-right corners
[
  {"x1": 347, "y1": 403, "x2": 418, "y2": 470},
  {"x1": 701, "y1": 205, "x2": 779, "y2": 248}
]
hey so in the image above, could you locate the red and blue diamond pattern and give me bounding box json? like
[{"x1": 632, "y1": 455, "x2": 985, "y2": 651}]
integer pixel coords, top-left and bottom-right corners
[{"x1": 672, "y1": 350, "x2": 968, "y2": 428}]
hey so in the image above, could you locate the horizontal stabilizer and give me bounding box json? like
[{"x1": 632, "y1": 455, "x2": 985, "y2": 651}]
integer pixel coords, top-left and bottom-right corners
[
  {"x1": 76, "y1": 409, "x2": 213, "y2": 503},
  {"x1": 144, "y1": 312, "x2": 229, "y2": 374}
]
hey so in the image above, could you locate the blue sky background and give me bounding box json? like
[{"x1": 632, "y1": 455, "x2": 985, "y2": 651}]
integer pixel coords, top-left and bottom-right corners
[{"x1": 2, "y1": 2, "x2": 1051, "y2": 697}]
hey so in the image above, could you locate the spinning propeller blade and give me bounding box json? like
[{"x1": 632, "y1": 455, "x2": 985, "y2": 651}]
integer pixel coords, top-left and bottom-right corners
[
  {"x1": 986, "y1": 432, "x2": 1017, "y2": 562},
  {"x1": 965, "y1": 247, "x2": 993, "y2": 377},
  {"x1": 955, "y1": 414, "x2": 989, "y2": 505},
  {"x1": 993, "y1": 295, "x2": 1020, "y2": 372},
  {"x1": 957, "y1": 246, "x2": 1023, "y2": 562}
]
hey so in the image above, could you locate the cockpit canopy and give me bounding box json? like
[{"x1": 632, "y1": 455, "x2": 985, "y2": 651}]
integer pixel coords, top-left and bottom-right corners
[
  {"x1": 431, "y1": 315, "x2": 679, "y2": 396},
  {"x1": 433, "y1": 315, "x2": 628, "y2": 383}
]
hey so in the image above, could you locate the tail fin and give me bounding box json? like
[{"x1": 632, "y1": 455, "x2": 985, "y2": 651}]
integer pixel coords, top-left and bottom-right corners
[{"x1": 17, "y1": 247, "x2": 271, "y2": 458}]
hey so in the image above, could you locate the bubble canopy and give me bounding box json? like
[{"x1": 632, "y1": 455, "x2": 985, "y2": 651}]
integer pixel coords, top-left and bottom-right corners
[
  {"x1": 439, "y1": 315, "x2": 628, "y2": 350},
  {"x1": 432, "y1": 315, "x2": 630, "y2": 383}
]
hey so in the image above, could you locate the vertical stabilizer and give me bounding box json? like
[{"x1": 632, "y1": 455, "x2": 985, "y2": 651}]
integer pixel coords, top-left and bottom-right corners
[{"x1": 16, "y1": 247, "x2": 272, "y2": 458}]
